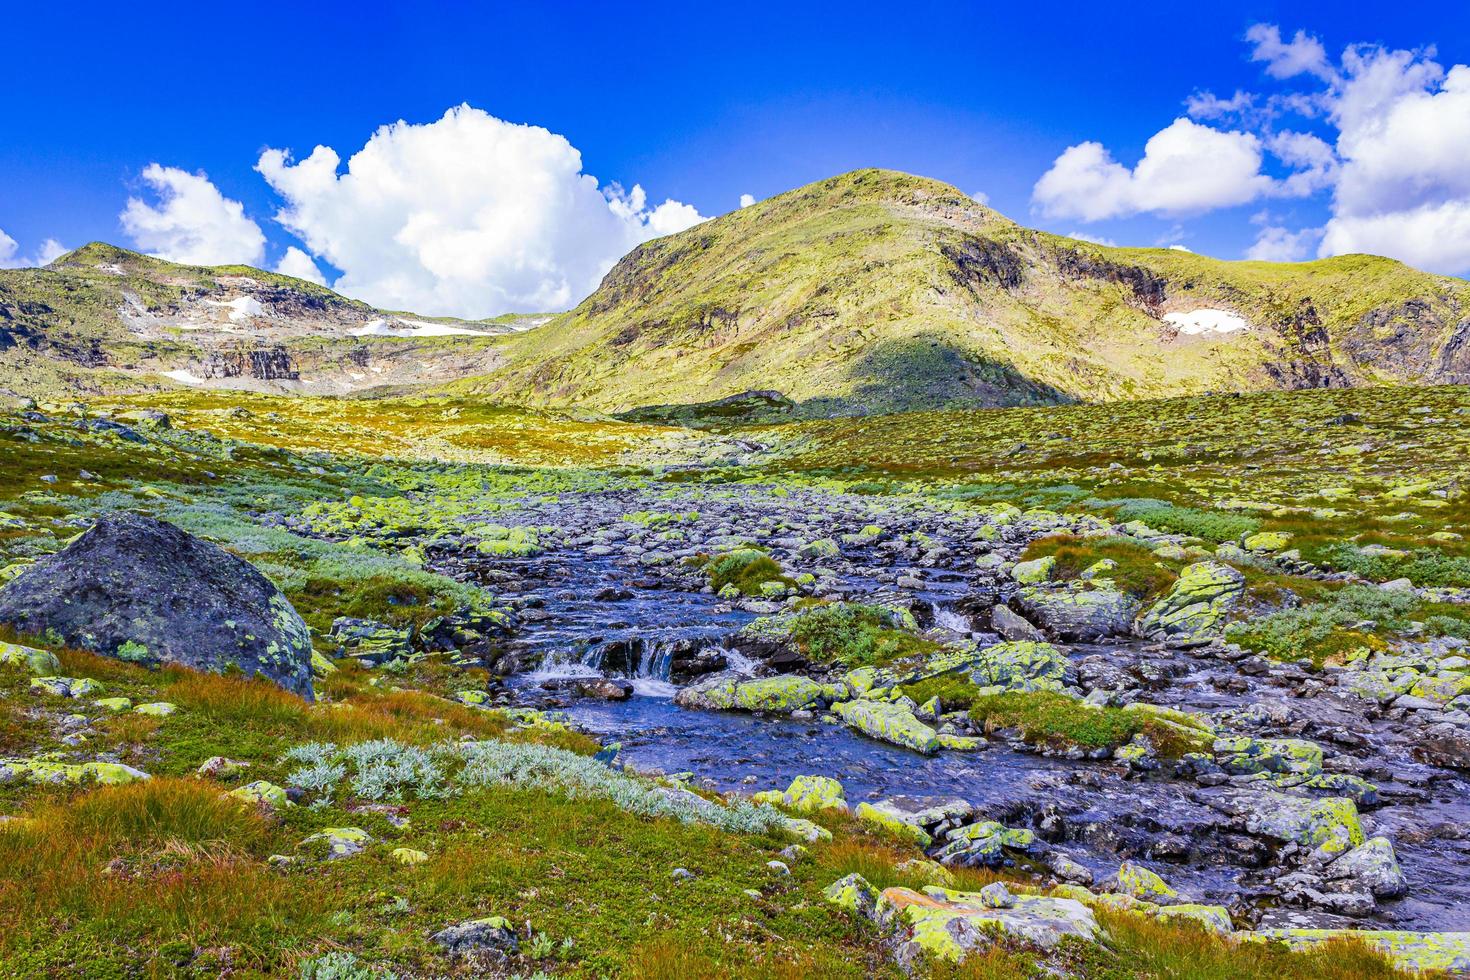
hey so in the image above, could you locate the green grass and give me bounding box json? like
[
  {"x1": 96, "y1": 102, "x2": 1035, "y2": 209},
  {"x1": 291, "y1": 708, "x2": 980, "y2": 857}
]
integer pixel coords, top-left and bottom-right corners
[
  {"x1": 1019, "y1": 535, "x2": 1180, "y2": 600},
  {"x1": 786, "y1": 602, "x2": 936, "y2": 668}
]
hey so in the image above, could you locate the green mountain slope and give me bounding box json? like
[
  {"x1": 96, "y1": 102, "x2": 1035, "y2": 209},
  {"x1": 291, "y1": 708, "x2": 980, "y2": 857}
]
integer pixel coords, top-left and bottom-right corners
[
  {"x1": 0, "y1": 244, "x2": 531, "y2": 399},
  {"x1": 450, "y1": 169, "x2": 1470, "y2": 414}
]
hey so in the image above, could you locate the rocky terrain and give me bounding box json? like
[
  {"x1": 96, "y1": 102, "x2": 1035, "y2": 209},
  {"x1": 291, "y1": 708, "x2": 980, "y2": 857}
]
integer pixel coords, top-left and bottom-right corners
[
  {"x1": 0, "y1": 383, "x2": 1466, "y2": 976},
  {"x1": 0, "y1": 243, "x2": 539, "y2": 398}
]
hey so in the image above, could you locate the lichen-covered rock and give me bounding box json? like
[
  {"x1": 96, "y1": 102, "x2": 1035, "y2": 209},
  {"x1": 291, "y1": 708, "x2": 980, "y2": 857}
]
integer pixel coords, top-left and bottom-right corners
[
  {"x1": 329, "y1": 617, "x2": 413, "y2": 666},
  {"x1": 1251, "y1": 929, "x2": 1470, "y2": 974},
  {"x1": 932, "y1": 820, "x2": 1037, "y2": 867},
  {"x1": 674, "y1": 672, "x2": 829, "y2": 714},
  {"x1": 30, "y1": 676, "x2": 102, "y2": 699},
  {"x1": 0, "y1": 514, "x2": 315, "y2": 698},
  {"x1": 779, "y1": 817, "x2": 833, "y2": 843},
  {"x1": 1325, "y1": 837, "x2": 1406, "y2": 898},
  {"x1": 1413, "y1": 723, "x2": 1470, "y2": 771},
  {"x1": 1016, "y1": 587, "x2": 1140, "y2": 642},
  {"x1": 0, "y1": 641, "x2": 60, "y2": 675},
  {"x1": 883, "y1": 885, "x2": 1097, "y2": 968},
  {"x1": 1136, "y1": 561, "x2": 1245, "y2": 640},
  {"x1": 831, "y1": 699, "x2": 941, "y2": 754},
  {"x1": 970, "y1": 641, "x2": 1072, "y2": 692},
  {"x1": 1112, "y1": 860, "x2": 1178, "y2": 903},
  {"x1": 855, "y1": 801, "x2": 933, "y2": 846},
  {"x1": 390, "y1": 847, "x2": 429, "y2": 865},
  {"x1": 432, "y1": 916, "x2": 519, "y2": 956},
  {"x1": 1203, "y1": 789, "x2": 1364, "y2": 854},
  {"x1": 1011, "y1": 556, "x2": 1056, "y2": 585},
  {"x1": 823, "y1": 873, "x2": 882, "y2": 919},
  {"x1": 92, "y1": 697, "x2": 133, "y2": 713},
  {"x1": 300, "y1": 826, "x2": 372, "y2": 859},
  {"x1": 229, "y1": 780, "x2": 293, "y2": 808},
  {"x1": 0, "y1": 757, "x2": 150, "y2": 786},
  {"x1": 1213, "y1": 736, "x2": 1323, "y2": 775},
  {"x1": 762, "y1": 774, "x2": 848, "y2": 814},
  {"x1": 133, "y1": 702, "x2": 177, "y2": 717}
]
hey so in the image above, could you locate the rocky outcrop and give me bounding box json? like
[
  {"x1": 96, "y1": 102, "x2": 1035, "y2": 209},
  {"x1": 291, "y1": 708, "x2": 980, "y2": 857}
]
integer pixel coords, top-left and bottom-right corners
[
  {"x1": 1016, "y1": 586, "x2": 1140, "y2": 642},
  {"x1": 0, "y1": 513, "x2": 314, "y2": 698},
  {"x1": 1136, "y1": 561, "x2": 1245, "y2": 641}
]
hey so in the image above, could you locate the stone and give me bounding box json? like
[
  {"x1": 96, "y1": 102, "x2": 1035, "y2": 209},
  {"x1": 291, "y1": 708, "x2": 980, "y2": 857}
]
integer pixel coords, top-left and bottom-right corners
[
  {"x1": 674, "y1": 673, "x2": 829, "y2": 714},
  {"x1": 1325, "y1": 837, "x2": 1406, "y2": 898},
  {"x1": 300, "y1": 826, "x2": 372, "y2": 859},
  {"x1": 0, "y1": 640, "x2": 60, "y2": 675},
  {"x1": 1203, "y1": 789, "x2": 1364, "y2": 854},
  {"x1": 1243, "y1": 531, "x2": 1291, "y2": 552},
  {"x1": 92, "y1": 697, "x2": 133, "y2": 713},
  {"x1": 0, "y1": 757, "x2": 149, "y2": 786},
  {"x1": 229, "y1": 780, "x2": 293, "y2": 808},
  {"x1": 1136, "y1": 561, "x2": 1245, "y2": 641},
  {"x1": 133, "y1": 702, "x2": 177, "y2": 717},
  {"x1": 779, "y1": 817, "x2": 832, "y2": 843},
  {"x1": 768, "y1": 774, "x2": 848, "y2": 814},
  {"x1": 0, "y1": 514, "x2": 315, "y2": 698},
  {"x1": 1113, "y1": 860, "x2": 1178, "y2": 903},
  {"x1": 1412, "y1": 723, "x2": 1470, "y2": 771},
  {"x1": 390, "y1": 847, "x2": 429, "y2": 865},
  {"x1": 197, "y1": 756, "x2": 248, "y2": 779},
  {"x1": 831, "y1": 699, "x2": 941, "y2": 754},
  {"x1": 932, "y1": 820, "x2": 1037, "y2": 868},
  {"x1": 329, "y1": 617, "x2": 412, "y2": 665},
  {"x1": 432, "y1": 916, "x2": 519, "y2": 956},
  {"x1": 970, "y1": 641, "x2": 1072, "y2": 692},
  {"x1": 1016, "y1": 586, "x2": 1140, "y2": 642},
  {"x1": 854, "y1": 801, "x2": 933, "y2": 846},
  {"x1": 1250, "y1": 929, "x2": 1470, "y2": 974},
  {"x1": 991, "y1": 605, "x2": 1045, "y2": 642},
  {"x1": 1011, "y1": 556, "x2": 1056, "y2": 585},
  {"x1": 884, "y1": 886, "x2": 1098, "y2": 967}
]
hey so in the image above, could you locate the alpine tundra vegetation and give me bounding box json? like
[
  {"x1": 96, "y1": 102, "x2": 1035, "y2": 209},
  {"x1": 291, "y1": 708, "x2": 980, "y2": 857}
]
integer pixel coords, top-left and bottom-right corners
[{"x1": 2, "y1": 172, "x2": 1470, "y2": 979}]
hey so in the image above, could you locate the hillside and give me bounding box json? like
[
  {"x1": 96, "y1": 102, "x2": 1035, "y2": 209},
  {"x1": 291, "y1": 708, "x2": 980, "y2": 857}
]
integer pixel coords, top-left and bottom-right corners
[
  {"x1": 0, "y1": 244, "x2": 537, "y2": 399},
  {"x1": 450, "y1": 169, "x2": 1470, "y2": 415}
]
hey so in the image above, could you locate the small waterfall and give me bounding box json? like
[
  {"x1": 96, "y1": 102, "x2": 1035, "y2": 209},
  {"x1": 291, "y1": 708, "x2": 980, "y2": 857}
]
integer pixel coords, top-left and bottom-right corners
[
  {"x1": 931, "y1": 602, "x2": 972, "y2": 634},
  {"x1": 716, "y1": 645, "x2": 759, "y2": 677},
  {"x1": 629, "y1": 641, "x2": 678, "y2": 697}
]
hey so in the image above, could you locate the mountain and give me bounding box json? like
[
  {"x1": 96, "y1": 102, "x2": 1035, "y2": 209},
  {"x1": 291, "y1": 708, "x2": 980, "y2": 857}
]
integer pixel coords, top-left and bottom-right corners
[
  {"x1": 0, "y1": 244, "x2": 541, "y2": 399},
  {"x1": 449, "y1": 168, "x2": 1470, "y2": 415}
]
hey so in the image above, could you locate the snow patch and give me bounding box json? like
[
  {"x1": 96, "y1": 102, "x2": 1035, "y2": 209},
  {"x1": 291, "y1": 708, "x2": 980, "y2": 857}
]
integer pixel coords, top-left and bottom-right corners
[
  {"x1": 163, "y1": 369, "x2": 206, "y2": 385},
  {"x1": 206, "y1": 296, "x2": 265, "y2": 323},
  {"x1": 350, "y1": 317, "x2": 490, "y2": 337},
  {"x1": 1163, "y1": 309, "x2": 1249, "y2": 336}
]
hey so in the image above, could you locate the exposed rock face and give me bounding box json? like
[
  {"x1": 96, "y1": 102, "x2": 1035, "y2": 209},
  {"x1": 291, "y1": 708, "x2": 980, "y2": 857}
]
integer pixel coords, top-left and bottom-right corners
[{"x1": 0, "y1": 513, "x2": 314, "y2": 698}]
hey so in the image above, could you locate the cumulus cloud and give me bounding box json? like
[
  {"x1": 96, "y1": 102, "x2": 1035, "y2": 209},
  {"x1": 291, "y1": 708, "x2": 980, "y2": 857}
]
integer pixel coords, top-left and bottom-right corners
[
  {"x1": 1037, "y1": 23, "x2": 1470, "y2": 275},
  {"x1": 1246, "y1": 24, "x2": 1336, "y2": 82},
  {"x1": 1247, "y1": 224, "x2": 1321, "y2": 261},
  {"x1": 256, "y1": 105, "x2": 706, "y2": 317},
  {"x1": 120, "y1": 164, "x2": 266, "y2": 266},
  {"x1": 0, "y1": 229, "x2": 69, "y2": 269},
  {"x1": 1033, "y1": 118, "x2": 1277, "y2": 221},
  {"x1": 739, "y1": 193, "x2": 756, "y2": 208},
  {"x1": 969, "y1": 190, "x2": 990, "y2": 206},
  {"x1": 274, "y1": 246, "x2": 327, "y2": 285},
  {"x1": 1064, "y1": 230, "x2": 1118, "y2": 247}
]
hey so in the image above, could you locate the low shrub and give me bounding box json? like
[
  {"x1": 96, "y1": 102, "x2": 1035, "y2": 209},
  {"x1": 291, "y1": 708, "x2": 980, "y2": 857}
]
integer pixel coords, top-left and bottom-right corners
[{"x1": 787, "y1": 603, "x2": 933, "y2": 668}]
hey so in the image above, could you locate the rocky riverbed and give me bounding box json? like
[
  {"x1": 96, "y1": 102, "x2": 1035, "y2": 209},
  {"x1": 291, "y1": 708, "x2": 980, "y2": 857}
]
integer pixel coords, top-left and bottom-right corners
[{"x1": 294, "y1": 478, "x2": 1470, "y2": 944}]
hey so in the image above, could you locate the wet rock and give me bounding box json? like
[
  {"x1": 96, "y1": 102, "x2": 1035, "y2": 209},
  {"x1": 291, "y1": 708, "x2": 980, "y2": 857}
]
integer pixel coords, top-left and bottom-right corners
[
  {"x1": 991, "y1": 604, "x2": 1045, "y2": 641},
  {"x1": 1324, "y1": 836, "x2": 1407, "y2": 898},
  {"x1": 1412, "y1": 723, "x2": 1470, "y2": 771},
  {"x1": 674, "y1": 672, "x2": 831, "y2": 714},
  {"x1": 831, "y1": 699, "x2": 941, "y2": 755},
  {"x1": 1016, "y1": 586, "x2": 1140, "y2": 642},
  {"x1": 970, "y1": 641, "x2": 1073, "y2": 691},
  {"x1": 0, "y1": 513, "x2": 314, "y2": 698}
]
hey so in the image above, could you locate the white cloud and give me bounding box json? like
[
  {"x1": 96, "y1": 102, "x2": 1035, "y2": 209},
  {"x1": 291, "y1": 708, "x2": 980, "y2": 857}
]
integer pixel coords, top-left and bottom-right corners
[
  {"x1": 0, "y1": 229, "x2": 69, "y2": 269},
  {"x1": 739, "y1": 193, "x2": 756, "y2": 208},
  {"x1": 1246, "y1": 24, "x2": 1336, "y2": 82},
  {"x1": 274, "y1": 246, "x2": 327, "y2": 285},
  {"x1": 1033, "y1": 118, "x2": 1276, "y2": 221},
  {"x1": 1166, "y1": 244, "x2": 1193, "y2": 252},
  {"x1": 1321, "y1": 201, "x2": 1470, "y2": 272},
  {"x1": 969, "y1": 190, "x2": 990, "y2": 206},
  {"x1": 1064, "y1": 230, "x2": 1118, "y2": 247},
  {"x1": 256, "y1": 105, "x2": 706, "y2": 317},
  {"x1": 1246, "y1": 224, "x2": 1321, "y2": 261},
  {"x1": 120, "y1": 164, "x2": 266, "y2": 266}
]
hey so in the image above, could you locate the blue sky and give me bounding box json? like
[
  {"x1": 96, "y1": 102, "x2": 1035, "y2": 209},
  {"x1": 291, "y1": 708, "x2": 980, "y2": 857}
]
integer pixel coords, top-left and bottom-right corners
[{"x1": 4, "y1": 1, "x2": 1468, "y2": 315}]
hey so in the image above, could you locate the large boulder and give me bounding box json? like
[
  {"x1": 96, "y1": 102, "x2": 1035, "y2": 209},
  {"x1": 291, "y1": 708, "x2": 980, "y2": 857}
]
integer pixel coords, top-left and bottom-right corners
[
  {"x1": 1016, "y1": 586, "x2": 1140, "y2": 642},
  {"x1": 0, "y1": 513, "x2": 314, "y2": 698},
  {"x1": 1136, "y1": 561, "x2": 1245, "y2": 641}
]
